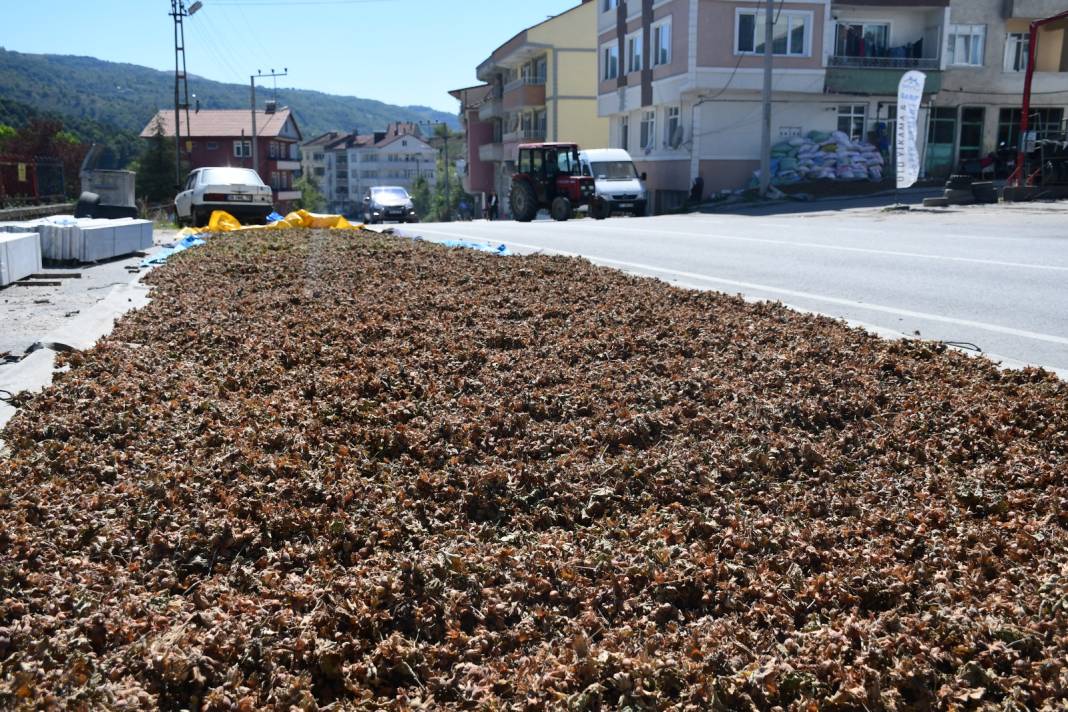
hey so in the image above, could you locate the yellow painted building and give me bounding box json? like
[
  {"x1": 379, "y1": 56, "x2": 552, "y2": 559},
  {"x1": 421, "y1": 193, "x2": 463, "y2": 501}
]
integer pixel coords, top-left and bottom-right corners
[{"x1": 473, "y1": 0, "x2": 609, "y2": 211}]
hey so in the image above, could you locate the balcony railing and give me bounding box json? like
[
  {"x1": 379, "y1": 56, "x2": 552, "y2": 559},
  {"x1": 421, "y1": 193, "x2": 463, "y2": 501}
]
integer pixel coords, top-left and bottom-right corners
[
  {"x1": 504, "y1": 75, "x2": 546, "y2": 92},
  {"x1": 829, "y1": 55, "x2": 940, "y2": 70},
  {"x1": 504, "y1": 129, "x2": 547, "y2": 142}
]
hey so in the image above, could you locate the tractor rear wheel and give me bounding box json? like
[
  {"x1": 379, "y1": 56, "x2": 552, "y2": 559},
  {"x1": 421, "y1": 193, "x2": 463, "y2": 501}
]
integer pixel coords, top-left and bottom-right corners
[
  {"x1": 511, "y1": 181, "x2": 538, "y2": 222},
  {"x1": 550, "y1": 196, "x2": 572, "y2": 222}
]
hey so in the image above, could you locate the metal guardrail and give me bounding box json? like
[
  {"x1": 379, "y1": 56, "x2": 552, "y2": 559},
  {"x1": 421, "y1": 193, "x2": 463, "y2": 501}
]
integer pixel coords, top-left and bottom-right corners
[
  {"x1": 829, "y1": 55, "x2": 940, "y2": 70},
  {"x1": 0, "y1": 203, "x2": 76, "y2": 221}
]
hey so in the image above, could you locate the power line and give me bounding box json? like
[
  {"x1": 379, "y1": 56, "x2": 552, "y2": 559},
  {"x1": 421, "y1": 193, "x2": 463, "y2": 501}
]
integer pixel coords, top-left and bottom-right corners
[{"x1": 212, "y1": 0, "x2": 401, "y2": 5}]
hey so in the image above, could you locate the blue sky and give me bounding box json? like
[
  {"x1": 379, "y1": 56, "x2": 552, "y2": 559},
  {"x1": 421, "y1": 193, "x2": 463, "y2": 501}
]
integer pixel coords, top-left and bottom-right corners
[{"x1": 1, "y1": 0, "x2": 579, "y2": 112}]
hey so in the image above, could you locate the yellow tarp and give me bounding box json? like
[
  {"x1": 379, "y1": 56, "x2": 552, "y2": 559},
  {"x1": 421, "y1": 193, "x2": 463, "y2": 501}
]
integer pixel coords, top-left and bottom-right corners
[{"x1": 178, "y1": 210, "x2": 363, "y2": 238}]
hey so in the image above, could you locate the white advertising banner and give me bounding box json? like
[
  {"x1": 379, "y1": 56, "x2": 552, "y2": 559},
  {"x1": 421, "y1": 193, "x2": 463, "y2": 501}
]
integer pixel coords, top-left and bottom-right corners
[{"x1": 896, "y1": 70, "x2": 927, "y2": 190}]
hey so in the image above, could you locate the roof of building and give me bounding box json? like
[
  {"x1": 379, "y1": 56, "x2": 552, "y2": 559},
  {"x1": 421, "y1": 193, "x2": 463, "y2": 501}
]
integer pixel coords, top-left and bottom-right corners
[
  {"x1": 449, "y1": 84, "x2": 492, "y2": 109},
  {"x1": 314, "y1": 122, "x2": 433, "y2": 152},
  {"x1": 139, "y1": 108, "x2": 300, "y2": 140},
  {"x1": 303, "y1": 131, "x2": 346, "y2": 148},
  {"x1": 482, "y1": 0, "x2": 591, "y2": 68}
]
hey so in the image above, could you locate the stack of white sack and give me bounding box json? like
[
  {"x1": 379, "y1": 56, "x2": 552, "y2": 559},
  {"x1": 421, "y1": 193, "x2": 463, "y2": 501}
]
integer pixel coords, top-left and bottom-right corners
[{"x1": 752, "y1": 130, "x2": 887, "y2": 187}]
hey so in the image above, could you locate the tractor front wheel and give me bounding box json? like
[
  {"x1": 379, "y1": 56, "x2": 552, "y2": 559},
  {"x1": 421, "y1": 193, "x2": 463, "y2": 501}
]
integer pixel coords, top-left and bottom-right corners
[
  {"x1": 550, "y1": 196, "x2": 572, "y2": 222},
  {"x1": 511, "y1": 181, "x2": 538, "y2": 222},
  {"x1": 592, "y1": 199, "x2": 610, "y2": 220}
]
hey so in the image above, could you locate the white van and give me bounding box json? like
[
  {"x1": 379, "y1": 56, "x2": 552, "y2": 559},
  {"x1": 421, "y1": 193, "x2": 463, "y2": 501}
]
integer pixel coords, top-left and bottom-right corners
[{"x1": 578, "y1": 148, "x2": 647, "y2": 217}]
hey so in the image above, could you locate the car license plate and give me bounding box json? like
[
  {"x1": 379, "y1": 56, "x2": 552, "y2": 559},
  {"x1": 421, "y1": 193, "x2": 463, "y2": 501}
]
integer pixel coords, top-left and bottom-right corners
[
  {"x1": 227, "y1": 195, "x2": 253, "y2": 202},
  {"x1": 618, "y1": 203, "x2": 633, "y2": 208}
]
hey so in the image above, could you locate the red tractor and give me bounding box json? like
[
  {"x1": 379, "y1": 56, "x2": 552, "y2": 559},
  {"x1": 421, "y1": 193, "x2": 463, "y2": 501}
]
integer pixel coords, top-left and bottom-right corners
[{"x1": 510, "y1": 143, "x2": 608, "y2": 222}]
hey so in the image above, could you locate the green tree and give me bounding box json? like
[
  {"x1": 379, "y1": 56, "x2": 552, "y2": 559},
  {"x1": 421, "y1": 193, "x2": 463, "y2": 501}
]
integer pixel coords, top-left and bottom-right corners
[
  {"x1": 135, "y1": 116, "x2": 177, "y2": 204},
  {"x1": 410, "y1": 175, "x2": 431, "y2": 220},
  {"x1": 294, "y1": 174, "x2": 325, "y2": 213}
]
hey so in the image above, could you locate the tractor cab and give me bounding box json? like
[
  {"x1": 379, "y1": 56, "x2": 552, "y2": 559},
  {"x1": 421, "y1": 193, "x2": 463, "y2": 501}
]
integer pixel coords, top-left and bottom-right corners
[{"x1": 510, "y1": 143, "x2": 604, "y2": 222}]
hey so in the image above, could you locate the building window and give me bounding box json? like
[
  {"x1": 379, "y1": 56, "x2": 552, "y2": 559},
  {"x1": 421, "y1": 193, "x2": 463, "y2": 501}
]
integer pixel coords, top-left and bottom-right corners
[
  {"x1": 640, "y1": 110, "x2": 656, "y2": 150},
  {"x1": 947, "y1": 25, "x2": 986, "y2": 67},
  {"x1": 998, "y1": 107, "x2": 1065, "y2": 148},
  {"x1": 627, "y1": 32, "x2": 643, "y2": 73},
  {"x1": 314, "y1": 167, "x2": 325, "y2": 176},
  {"x1": 665, "y1": 106, "x2": 681, "y2": 147},
  {"x1": 313, "y1": 152, "x2": 324, "y2": 161},
  {"x1": 269, "y1": 142, "x2": 278, "y2": 159},
  {"x1": 602, "y1": 43, "x2": 619, "y2": 80},
  {"x1": 233, "y1": 140, "x2": 251, "y2": 158},
  {"x1": 534, "y1": 56, "x2": 547, "y2": 82},
  {"x1": 736, "y1": 10, "x2": 810, "y2": 56},
  {"x1": 653, "y1": 19, "x2": 672, "y2": 66},
  {"x1": 1004, "y1": 33, "x2": 1030, "y2": 72},
  {"x1": 959, "y1": 107, "x2": 985, "y2": 159},
  {"x1": 620, "y1": 115, "x2": 629, "y2": 150},
  {"x1": 602, "y1": 0, "x2": 618, "y2": 12},
  {"x1": 206, "y1": 141, "x2": 218, "y2": 151},
  {"x1": 837, "y1": 104, "x2": 867, "y2": 142}
]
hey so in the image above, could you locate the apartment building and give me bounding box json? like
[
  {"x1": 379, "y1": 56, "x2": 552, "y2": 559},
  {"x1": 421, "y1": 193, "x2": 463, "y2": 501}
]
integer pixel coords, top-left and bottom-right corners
[
  {"x1": 303, "y1": 123, "x2": 438, "y2": 215},
  {"x1": 937, "y1": 0, "x2": 1068, "y2": 168},
  {"x1": 471, "y1": 0, "x2": 610, "y2": 212},
  {"x1": 450, "y1": 84, "x2": 496, "y2": 200},
  {"x1": 596, "y1": 0, "x2": 1067, "y2": 201}
]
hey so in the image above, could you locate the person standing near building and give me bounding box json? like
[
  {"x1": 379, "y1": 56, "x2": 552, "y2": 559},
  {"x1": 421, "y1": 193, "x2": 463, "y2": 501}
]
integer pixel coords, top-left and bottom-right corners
[{"x1": 487, "y1": 191, "x2": 499, "y2": 221}]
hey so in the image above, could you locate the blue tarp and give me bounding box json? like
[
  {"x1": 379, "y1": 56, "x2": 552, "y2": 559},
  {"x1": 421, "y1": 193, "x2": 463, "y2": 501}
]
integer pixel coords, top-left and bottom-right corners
[
  {"x1": 266, "y1": 211, "x2": 286, "y2": 224},
  {"x1": 438, "y1": 239, "x2": 510, "y2": 256},
  {"x1": 140, "y1": 235, "x2": 206, "y2": 267}
]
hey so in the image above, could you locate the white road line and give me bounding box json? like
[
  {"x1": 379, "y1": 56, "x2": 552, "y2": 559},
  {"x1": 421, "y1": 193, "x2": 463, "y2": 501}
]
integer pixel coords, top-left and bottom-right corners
[
  {"x1": 406, "y1": 226, "x2": 1068, "y2": 348},
  {"x1": 512, "y1": 222, "x2": 1068, "y2": 272}
]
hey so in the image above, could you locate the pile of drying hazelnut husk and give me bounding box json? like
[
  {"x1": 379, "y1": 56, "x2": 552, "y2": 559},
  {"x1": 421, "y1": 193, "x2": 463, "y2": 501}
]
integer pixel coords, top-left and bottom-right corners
[{"x1": 1, "y1": 231, "x2": 1066, "y2": 710}]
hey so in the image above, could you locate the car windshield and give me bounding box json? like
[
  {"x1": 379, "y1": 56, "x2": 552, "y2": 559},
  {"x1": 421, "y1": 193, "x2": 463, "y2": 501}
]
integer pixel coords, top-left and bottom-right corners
[
  {"x1": 372, "y1": 187, "x2": 410, "y2": 200},
  {"x1": 199, "y1": 168, "x2": 264, "y2": 186},
  {"x1": 591, "y1": 161, "x2": 638, "y2": 180}
]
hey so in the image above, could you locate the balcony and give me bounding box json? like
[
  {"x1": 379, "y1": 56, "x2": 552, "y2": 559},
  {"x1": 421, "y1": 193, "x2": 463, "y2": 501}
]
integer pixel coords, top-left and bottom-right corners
[
  {"x1": 479, "y1": 142, "x2": 504, "y2": 162},
  {"x1": 479, "y1": 96, "x2": 504, "y2": 121},
  {"x1": 825, "y1": 67, "x2": 943, "y2": 95},
  {"x1": 828, "y1": 55, "x2": 940, "y2": 70},
  {"x1": 503, "y1": 78, "x2": 546, "y2": 111},
  {"x1": 1004, "y1": 0, "x2": 1065, "y2": 18},
  {"x1": 504, "y1": 129, "x2": 547, "y2": 143}
]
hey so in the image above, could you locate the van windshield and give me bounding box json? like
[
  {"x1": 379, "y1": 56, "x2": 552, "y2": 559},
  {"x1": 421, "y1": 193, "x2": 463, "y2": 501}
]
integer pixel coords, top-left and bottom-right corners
[{"x1": 591, "y1": 161, "x2": 638, "y2": 181}]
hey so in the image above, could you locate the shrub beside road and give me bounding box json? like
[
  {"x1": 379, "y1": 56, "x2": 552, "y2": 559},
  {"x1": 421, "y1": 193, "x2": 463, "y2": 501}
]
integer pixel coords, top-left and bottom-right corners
[{"x1": 1, "y1": 231, "x2": 1066, "y2": 709}]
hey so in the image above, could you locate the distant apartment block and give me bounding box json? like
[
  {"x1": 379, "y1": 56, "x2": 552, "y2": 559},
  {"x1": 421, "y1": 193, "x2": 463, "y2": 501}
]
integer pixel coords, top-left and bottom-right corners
[
  {"x1": 595, "y1": 0, "x2": 1068, "y2": 200},
  {"x1": 461, "y1": 0, "x2": 610, "y2": 213},
  {"x1": 302, "y1": 123, "x2": 438, "y2": 215}
]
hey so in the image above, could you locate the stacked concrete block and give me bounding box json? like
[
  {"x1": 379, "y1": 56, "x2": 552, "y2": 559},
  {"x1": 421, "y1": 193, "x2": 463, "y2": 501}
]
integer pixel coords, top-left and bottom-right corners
[
  {"x1": 0, "y1": 232, "x2": 43, "y2": 287},
  {"x1": 0, "y1": 217, "x2": 152, "y2": 263}
]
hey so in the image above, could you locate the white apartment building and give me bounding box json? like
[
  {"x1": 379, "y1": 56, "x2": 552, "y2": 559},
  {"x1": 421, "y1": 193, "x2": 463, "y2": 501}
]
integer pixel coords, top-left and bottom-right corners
[{"x1": 302, "y1": 123, "x2": 438, "y2": 215}]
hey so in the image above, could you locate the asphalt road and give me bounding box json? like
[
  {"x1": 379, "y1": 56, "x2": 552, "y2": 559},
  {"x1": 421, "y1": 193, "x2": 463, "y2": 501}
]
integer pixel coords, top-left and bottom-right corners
[{"x1": 387, "y1": 202, "x2": 1068, "y2": 377}]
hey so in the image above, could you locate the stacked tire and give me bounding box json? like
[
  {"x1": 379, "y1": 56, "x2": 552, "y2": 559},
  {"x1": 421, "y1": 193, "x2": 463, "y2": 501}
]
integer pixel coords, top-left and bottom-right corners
[{"x1": 922, "y1": 174, "x2": 998, "y2": 208}]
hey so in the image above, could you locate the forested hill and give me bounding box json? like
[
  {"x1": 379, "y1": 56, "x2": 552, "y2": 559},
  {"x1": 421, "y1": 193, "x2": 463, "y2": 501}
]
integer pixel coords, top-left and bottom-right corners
[{"x1": 0, "y1": 48, "x2": 459, "y2": 142}]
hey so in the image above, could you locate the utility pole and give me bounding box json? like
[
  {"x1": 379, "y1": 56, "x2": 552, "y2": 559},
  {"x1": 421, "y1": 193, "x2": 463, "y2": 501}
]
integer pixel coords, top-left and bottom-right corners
[
  {"x1": 758, "y1": 0, "x2": 774, "y2": 198},
  {"x1": 250, "y1": 69, "x2": 288, "y2": 181},
  {"x1": 169, "y1": 0, "x2": 201, "y2": 188}
]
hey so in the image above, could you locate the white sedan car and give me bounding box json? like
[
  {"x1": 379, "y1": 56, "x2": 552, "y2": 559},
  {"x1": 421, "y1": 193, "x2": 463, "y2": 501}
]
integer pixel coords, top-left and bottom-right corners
[{"x1": 175, "y1": 167, "x2": 274, "y2": 227}]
